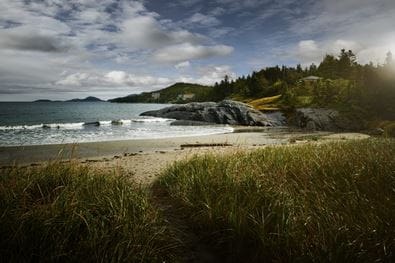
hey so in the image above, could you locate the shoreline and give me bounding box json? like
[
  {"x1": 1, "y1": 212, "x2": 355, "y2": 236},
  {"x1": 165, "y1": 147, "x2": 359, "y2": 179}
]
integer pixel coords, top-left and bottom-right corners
[
  {"x1": 0, "y1": 128, "x2": 289, "y2": 165},
  {"x1": 0, "y1": 129, "x2": 371, "y2": 184}
]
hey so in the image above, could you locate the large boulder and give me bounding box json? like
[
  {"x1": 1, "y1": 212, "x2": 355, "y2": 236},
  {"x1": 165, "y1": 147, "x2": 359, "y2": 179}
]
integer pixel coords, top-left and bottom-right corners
[
  {"x1": 290, "y1": 108, "x2": 364, "y2": 131},
  {"x1": 140, "y1": 100, "x2": 277, "y2": 126}
]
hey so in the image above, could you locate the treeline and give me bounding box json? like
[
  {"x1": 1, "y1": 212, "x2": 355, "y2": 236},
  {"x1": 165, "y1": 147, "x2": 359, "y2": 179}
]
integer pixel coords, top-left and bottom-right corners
[{"x1": 211, "y1": 50, "x2": 395, "y2": 120}]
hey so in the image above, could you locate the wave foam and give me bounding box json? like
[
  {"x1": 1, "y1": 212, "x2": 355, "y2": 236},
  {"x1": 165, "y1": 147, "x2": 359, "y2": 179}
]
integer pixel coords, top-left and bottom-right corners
[
  {"x1": 0, "y1": 123, "x2": 85, "y2": 130},
  {"x1": 0, "y1": 117, "x2": 173, "y2": 130},
  {"x1": 99, "y1": 121, "x2": 112, "y2": 126},
  {"x1": 131, "y1": 117, "x2": 173, "y2": 123}
]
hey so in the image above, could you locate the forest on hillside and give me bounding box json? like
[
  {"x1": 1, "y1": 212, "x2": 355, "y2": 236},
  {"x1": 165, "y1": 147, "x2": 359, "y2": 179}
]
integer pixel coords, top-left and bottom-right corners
[{"x1": 211, "y1": 50, "x2": 395, "y2": 121}]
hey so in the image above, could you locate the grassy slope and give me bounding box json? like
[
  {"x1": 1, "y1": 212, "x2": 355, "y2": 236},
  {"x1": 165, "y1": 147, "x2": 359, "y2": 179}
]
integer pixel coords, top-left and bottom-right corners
[
  {"x1": 157, "y1": 139, "x2": 395, "y2": 262},
  {"x1": 110, "y1": 82, "x2": 212, "y2": 103},
  {"x1": 0, "y1": 162, "x2": 178, "y2": 262},
  {"x1": 247, "y1": 94, "x2": 282, "y2": 111}
]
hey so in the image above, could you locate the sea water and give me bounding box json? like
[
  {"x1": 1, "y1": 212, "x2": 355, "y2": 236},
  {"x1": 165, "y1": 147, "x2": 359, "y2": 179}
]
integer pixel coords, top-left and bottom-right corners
[{"x1": 0, "y1": 102, "x2": 233, "y2": 146}]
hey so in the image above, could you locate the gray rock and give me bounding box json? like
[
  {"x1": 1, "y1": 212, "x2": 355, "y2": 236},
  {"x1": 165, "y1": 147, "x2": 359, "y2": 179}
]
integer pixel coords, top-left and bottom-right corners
[
  {"x1": 141, "y1": 100, "x2": 274, "y2": 126},
  {"x1": 83, "y1": 121, "x2": 100, "y2": 127},
  {"x1": 367, "y1": 128, "x2": 384, "y2": 136},
  {"x1": 333, "y1": 113, "x2": 365, "y2": 131},
  {"x1": 291, "y1": 108, "x2": 339, "y2": 131},
  {"x1": 111, "y1": 120, "x2": 123, "y2": 125},
  {"x1": 170, "y1": 120, "x2": 214, "y2": 126},
  {"x1": 264, "y1": 111, "x2": 287, "y2": 126},
  {"x1": 290, "y1": 108, "x2": 364, "y2": 131}
]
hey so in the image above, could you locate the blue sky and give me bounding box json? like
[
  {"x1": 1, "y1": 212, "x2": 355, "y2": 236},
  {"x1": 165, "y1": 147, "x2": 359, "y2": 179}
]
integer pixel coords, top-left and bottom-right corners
[{"x1": 0, "y1": 0, "x2": 394, "y2": 101}]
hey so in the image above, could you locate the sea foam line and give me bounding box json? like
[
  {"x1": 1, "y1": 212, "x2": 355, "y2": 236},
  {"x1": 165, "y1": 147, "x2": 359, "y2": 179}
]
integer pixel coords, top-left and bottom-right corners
[
  {"x1": 131, "y1": 117, "x2": 174, "y2": 123},
  {"x1": 0, "y1": 117, "x2": 173, "y2": 130}
]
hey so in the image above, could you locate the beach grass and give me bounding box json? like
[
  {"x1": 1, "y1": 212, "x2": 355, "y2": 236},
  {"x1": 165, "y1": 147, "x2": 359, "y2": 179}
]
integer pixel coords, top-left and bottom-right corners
[
  {"x1": 0, "y1": 162, "x2": 178, "y2": 262},
  {"x1": 157, "y1": 139, "x2": 395, "y2": 262}
]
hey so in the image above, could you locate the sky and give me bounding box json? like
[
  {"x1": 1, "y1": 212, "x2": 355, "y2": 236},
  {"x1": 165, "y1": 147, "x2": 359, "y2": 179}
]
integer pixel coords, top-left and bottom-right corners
[{"x1": 0, "y1": 0, "x2": 394, "y2": 101}]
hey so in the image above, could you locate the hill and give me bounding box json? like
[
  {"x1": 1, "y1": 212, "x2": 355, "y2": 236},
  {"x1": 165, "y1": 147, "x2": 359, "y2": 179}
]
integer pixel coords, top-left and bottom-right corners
[
  {"x1": 110, "y1": 83, "x2": 212, "y2": 103},
  {"x1": 34, "y1": 99, "x2": 54, "y2": 102},
  {"x1": 67, "y1": 96, "x2": 103, "y2": 102},
  {"x1": 34, "y1": 96, "x2": 103, "y2": 102}
]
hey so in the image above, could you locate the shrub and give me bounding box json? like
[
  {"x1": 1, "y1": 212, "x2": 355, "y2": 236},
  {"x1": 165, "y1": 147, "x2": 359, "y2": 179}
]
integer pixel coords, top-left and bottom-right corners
[
  {"x1": 0, "y1": 162, "x2": 177, "y2": 262},
  {"x1": 384, "y1": 122, "x2": 395, "y2": 138},
  {"x1": 158, "y1": 139, "x2": 395, "y2": 262}
]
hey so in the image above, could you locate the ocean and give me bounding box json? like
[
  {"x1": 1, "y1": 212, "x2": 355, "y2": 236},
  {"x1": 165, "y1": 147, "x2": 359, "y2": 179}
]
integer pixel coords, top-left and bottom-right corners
[{"x1": 0, "y1": 102, "x2": 233, "y2": 146}]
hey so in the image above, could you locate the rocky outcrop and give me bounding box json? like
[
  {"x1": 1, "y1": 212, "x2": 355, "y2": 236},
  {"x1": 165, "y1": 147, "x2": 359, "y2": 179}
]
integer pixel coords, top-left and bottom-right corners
[
  {"x1": 170, "y1": 120, "x2": 214, "y2": 126},
  {"x1": 83, "y1": 121, "x2": 100, "y2": 127},
  {"x1": 290, "y1": 108, "x2": 339, "y2": 131},
  {"x1": 140, "y1": 100, "x2": 277, "y2": 126},
  {"x1": 290, "y1": 108, "x2": 364, "y2": 131},
  {"x1": 141, "y1": 102, "x2": 363, "y2": 130},
  {"x1": 111, "y1": 120, "x2": 123, "y2": 125}
]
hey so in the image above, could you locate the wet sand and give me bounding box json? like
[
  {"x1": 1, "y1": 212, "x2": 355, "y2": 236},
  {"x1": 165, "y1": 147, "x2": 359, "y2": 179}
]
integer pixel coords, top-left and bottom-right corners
[{"x1": 0, "y1": 128, "x2": 370, "y2": 184}]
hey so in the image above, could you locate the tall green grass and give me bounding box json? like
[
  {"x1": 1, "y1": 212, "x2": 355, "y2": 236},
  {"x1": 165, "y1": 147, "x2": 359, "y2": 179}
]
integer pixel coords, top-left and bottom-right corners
[
  {"x1": 158, "y1": 139, "x2": 395, "y2": 262},
  {"x1": 0, "y1": 162, "x2": 177, "y2": 262}
]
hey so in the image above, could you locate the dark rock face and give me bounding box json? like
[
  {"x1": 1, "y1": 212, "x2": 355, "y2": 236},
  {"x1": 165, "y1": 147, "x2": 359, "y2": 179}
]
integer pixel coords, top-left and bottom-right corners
[
  {"x1": 83, "y1": 121, "x2": 100, "y2": 127},
  {"x1": 366, "y1": 128, "x2": 384, "y2": 136},
  {"x1": 170, "y1": 120, "x2": 214, "y2": 126},
  {"x1": 141, "y1": 100, "x2": 275, "y2": 126},
  {"x1": 111, "y1": 120, "x2": 123, "y2": 125},
  {"x1": 290, "y1": 108, "x2": 364, "y2": 131},
  {"x1": 291, "y1": 108, "x2": 339, "y2": 131}
]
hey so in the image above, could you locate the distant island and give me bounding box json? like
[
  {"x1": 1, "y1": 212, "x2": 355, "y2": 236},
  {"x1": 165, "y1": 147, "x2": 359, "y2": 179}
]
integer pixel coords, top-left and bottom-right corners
[
  {"x1": 34, "y1": 96, "x2": 104, "y2": 102},
  {"x1": 109, "y1": 83, "x2": 211, "y2": 103},
  {"x1": 66, "y1": 96, "x2": 104, "y2": 102}
]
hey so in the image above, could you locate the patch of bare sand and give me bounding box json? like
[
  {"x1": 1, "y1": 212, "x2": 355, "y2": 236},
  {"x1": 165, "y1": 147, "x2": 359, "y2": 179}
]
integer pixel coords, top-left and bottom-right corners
[
  {"x1": 88, "y1": 132, "x2": 371, "y2": 184},
  {"x1": 90, "y1": 146, "x2": 249, "y2": 184}
]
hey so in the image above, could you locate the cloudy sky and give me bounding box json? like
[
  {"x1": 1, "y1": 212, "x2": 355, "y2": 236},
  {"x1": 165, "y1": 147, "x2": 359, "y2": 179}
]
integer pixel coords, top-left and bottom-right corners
[{"x1": 1, "y1": 0, "x2": 394, "y2": 101}]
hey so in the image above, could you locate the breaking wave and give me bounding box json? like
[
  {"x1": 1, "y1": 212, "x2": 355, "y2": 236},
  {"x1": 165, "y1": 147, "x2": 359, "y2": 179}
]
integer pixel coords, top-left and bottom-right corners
[{"x1": 0, "y1": 117, "x2": 173, "y2": 130}]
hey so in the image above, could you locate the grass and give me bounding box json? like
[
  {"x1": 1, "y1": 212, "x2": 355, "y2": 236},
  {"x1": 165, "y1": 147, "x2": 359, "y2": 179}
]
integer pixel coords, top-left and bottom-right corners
[
  {"x1": 248, "y1": 95, "x2": 282, "y2": 111},
  {"x1": 378, "y1": 121, "x2": 395, "y2": 138},
  {"x1": 296, "y1": 95, "x2": 314, "y2": 106},
  {"x1": 0, "y1": 162, "x2": 178, "y2": 262},
  {"x1": 1, "y1": 139, "x2": 394, "y2": 262},
  {"x1": 384, "y1": 123, "x2": 395, "y2": 137},
  {"x1": 157, "y1": 139, "x2": 395, "y2": 262}
]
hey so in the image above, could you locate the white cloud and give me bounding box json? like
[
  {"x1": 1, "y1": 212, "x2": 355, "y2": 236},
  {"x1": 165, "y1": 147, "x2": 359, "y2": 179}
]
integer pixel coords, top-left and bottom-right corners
[
  {"x1": 175, "y1": 0, "x2": 201, "y2": 7},
  {"x1": 175, "y1": 61, "x2": 191, "y2": 69},
  {"x1": 105, "y1": 71, "x2": 171, "y2": 86},
  {"x1": 209, "y1": 7, "x2": 226, "y2": 16},
  {"x1": 153, "y1": 43, "x2": 234, "y2": 63},
  {"x1": 195, "y1": 65, "x2": 237, "y2": 85},
  {"x1": 298, "y1": 40, "x2": 318, "y2": 53},
  {"x1": 56, "y1": 72, "x2": 101, "y2": 86},
  {"x1": 285, "y1": 0, "x2": 395, "y2": 64},
  {"x1": 282, "y1": 37, "x2": 393, "y2": 66},
  {"x1": 0, "y1": 0, "x2": 235, "y2": 100},
  {"x1": 331, "y1": 40, "x2": 362, "y2": 54},
  {"x1": 119, "y1": 16, "x2": 172, "y2": 49},
  {"x1": 174, "y1": 65, "x2": 236, "y2": 86},
  {"x1": 118, "y1": 15, "x2": 205, "y2": 49},
  {"x1": 185, "y1": 13, "x2": 221, "y2": 27},
  {"x1": 55, "y1": 65, "x2": 236, "y2": 95},
  {"x1": 56, "y1": 71, "x2": 172, "y2": 88},
  {"x1": 297, "y1": 40, "x2": 321, "y2": 62},
  {"x1": 0, "y1": 26, "x2": 71, "y2": 52},
  {"x1": 208, "y1": 27, "x2": 234, "y2": 38}
]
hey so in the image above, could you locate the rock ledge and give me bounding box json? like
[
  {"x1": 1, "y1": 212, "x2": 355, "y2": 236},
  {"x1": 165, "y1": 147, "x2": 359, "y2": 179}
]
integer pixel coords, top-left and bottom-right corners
[{"x1": 141, "y1": 100, "x2": 276, "y2": 126}]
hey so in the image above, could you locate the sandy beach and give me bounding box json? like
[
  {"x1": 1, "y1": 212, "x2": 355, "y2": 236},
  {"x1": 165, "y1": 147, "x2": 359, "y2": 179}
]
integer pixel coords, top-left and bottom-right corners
[{"x1": 0, "y1": 128, "x2": 370, "y2": 184}]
